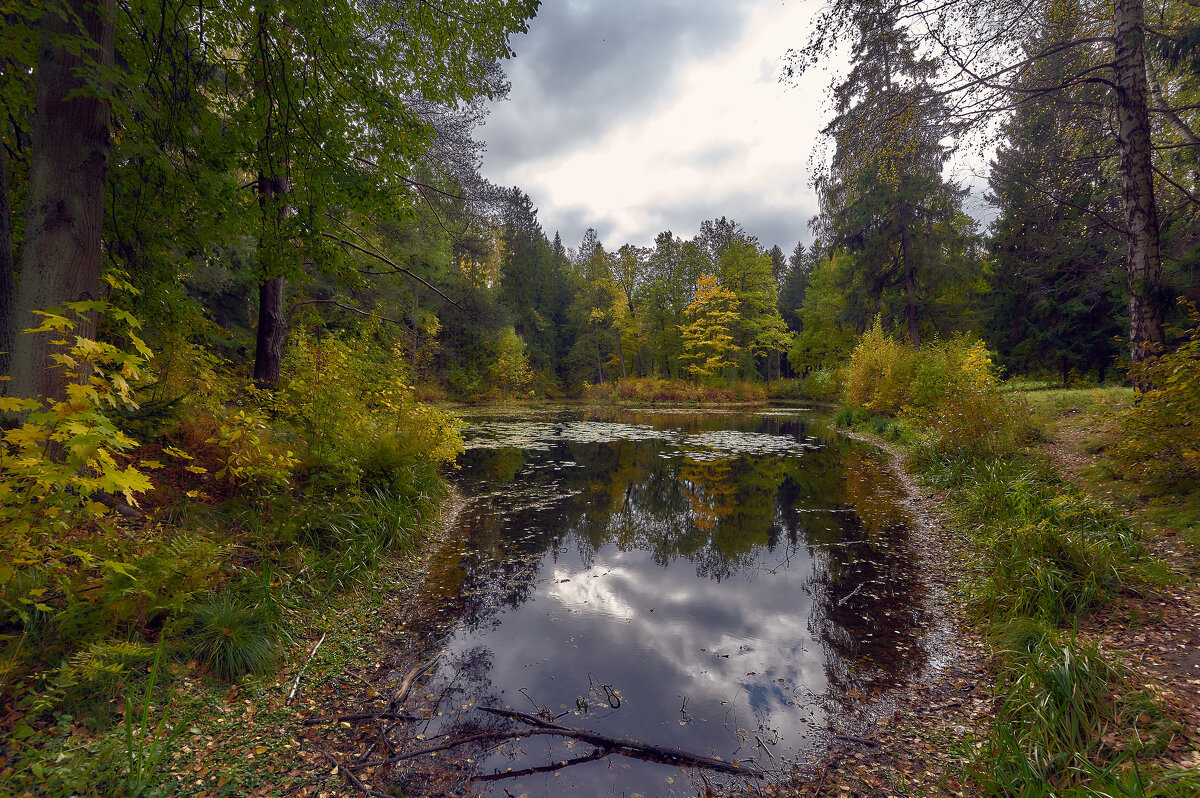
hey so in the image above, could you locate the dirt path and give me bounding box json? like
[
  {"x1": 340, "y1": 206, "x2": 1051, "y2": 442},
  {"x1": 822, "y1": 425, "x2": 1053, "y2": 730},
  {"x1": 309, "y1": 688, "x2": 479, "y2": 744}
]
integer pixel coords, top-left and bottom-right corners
[{"x1": 1038, "y1": 424, "x2": 1200, "y2": 770}]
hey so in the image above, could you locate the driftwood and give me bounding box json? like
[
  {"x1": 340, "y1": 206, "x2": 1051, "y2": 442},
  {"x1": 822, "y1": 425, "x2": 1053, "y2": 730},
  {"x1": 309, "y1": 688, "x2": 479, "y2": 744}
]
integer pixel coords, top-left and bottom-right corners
[{"x1": 478, "y1": 707, "x2": 763, "y2": 777}]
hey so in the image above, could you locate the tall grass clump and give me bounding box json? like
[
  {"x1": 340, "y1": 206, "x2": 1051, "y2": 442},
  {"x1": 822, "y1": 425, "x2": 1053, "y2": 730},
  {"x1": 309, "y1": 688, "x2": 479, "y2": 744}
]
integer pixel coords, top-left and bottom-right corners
[
  {"x1": 972, "y1": 621, "x2": 1119, "y2": 794},
  {"x1": 919, "y1": 453, "x2": 1148, "y2": 624},
  {"x1": 188, "y1": 592, "x2": 278, "y2": 680}
]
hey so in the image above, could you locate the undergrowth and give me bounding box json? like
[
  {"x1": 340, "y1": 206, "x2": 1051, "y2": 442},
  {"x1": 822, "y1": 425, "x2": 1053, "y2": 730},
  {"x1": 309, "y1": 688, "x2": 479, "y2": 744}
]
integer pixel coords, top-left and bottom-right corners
[
  {"x1": 832, "y1": 322, "x2": 1193, "y2": 795},
  {"x1": 582, "y1": 376, "x2": 767, "y2": 404},
  {"x1": 1, "y1": 308, "x2": 460, "y2": 796}
]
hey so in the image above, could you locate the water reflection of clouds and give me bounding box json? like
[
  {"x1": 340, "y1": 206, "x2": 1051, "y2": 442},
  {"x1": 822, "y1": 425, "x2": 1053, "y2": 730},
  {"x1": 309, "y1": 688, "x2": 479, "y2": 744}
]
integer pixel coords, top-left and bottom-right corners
[
  {"x1": 426, "y1": 410, "x2": 924, "y2": 795},
  {"x1": 536, "y1": 545, "x2": 828, "y2": 729}
]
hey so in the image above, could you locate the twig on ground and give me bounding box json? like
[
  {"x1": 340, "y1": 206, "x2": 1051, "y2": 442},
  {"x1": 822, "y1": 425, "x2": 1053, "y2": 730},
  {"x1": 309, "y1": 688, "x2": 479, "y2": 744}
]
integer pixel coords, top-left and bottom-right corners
[
  {"x1": 311, "y1": 745, "x2": 392, "y2": 798},
  {"x1": 287, "y1": 631, "x2": 327, "y2": 705}
]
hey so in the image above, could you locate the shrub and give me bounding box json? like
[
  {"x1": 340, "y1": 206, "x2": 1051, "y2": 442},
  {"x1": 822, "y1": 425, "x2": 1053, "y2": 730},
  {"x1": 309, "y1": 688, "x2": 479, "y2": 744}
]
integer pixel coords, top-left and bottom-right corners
[
  {"x1": 803, "y1": 367, "x2": 844, "y2": 402},
  {"x1": 907, "y1": 335, "x2": 1019, "y2": 456},
  {"x1": 276, "y1": 326, "x2": 462, "y2": 492},
  {"x1": 188, "y1": 593, "x2": 277, "y2": 680},
  {"x1": 1111, "y1": 298, "x2": 1200, "y2": 488},
  {"x1": 845, "y1": 317, "x2": 917, "y2": 414}
]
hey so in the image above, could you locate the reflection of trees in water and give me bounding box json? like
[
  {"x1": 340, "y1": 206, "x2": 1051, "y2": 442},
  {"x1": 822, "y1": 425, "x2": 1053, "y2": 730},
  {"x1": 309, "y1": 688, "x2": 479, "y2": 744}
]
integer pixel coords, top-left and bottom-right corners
[
  {"x1": 805, "y1": 449, "x2": 928, "y2": 708},
  {"x1": 427, "y1": 417, "x2": 927, "y2": 711}
]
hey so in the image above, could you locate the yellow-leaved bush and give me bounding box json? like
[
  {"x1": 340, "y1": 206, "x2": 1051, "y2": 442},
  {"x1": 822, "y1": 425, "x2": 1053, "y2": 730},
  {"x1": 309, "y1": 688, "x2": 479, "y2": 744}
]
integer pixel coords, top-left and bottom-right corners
[
  {"x1": 276, "y1": 325, "x2": 463, "y2": 492},
  {"x1": 845, "y1": 317, "x2": 916, "y2": 414},
  {"x1": 844, "y1": 323, "x2": 1028, "y2": 455},
  {"x1": 0, "y1": 299, "x2": 154, "y2": 540},
  {"x1": 1112, "y1": 298, "x2": 1200, "y2": 487}
]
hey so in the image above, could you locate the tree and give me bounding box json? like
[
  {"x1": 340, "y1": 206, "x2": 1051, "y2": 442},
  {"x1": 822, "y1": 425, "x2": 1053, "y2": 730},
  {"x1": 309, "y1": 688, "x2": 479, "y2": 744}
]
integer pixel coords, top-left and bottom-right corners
[
  {"x1": 778, "y1": 241, "x2": 811, "y2": 335},
  {"x1": 680, "y1": 274, "x2": 740, "y2": 383},
  {"x1": 983, "y1": 3, "x2": 1125, "y2": 383},
  {"x1": 566, "y1": 230, "x2": 624, "y2": 384},
  {"x1": 716, "y1": 238, "x2": 791, "y2": 378},
  {"x1": 788, "y1": 252, "x2": 860, "y2": 372},
  {"x1": 789, "y1": 0, "x2": 1175, "y2": 372},
  {"x1": 641, "y1": 231, "x2": 707, "y2": 378},
  {"x1": 9, "y1": 0, "x2": 115, "y2": 402},
  {"x1": 811, "y1": 1, "x2": 977, "y2": 347},
  {"x1": 696, "y1": 216, "x2": 754, "y2": 267}
]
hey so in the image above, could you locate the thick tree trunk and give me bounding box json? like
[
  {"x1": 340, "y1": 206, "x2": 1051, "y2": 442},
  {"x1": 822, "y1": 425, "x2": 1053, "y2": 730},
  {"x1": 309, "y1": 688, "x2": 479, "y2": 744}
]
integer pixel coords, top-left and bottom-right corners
[
  {"x1": 10, "y1": 0, "x2": 115, "y2": 402},
  {"x1": 1113, "y1": 0, "x2": 1165, "y2": 383},
  {"x1": 1, "y1": 139, "x2": 14, "y2": 384},
  {"x1": 252, "y1": 168, "x2": 288, "y2": 389}
]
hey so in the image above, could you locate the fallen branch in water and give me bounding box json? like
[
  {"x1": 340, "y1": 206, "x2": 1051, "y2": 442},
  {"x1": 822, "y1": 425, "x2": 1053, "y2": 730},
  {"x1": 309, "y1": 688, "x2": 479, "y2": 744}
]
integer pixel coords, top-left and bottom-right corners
[
  {"x1": 479, "y1": 707, "x2": 763, "y2": 776},
  {"x1": 471, "y1": 749, "x2": 608, "y2": 782},
  {"x1": 391, "y1": 654, "x2": 440, "y2": 709},
  {"x1": 358, "y1": 729, "x2": 551, "y2": 767}
]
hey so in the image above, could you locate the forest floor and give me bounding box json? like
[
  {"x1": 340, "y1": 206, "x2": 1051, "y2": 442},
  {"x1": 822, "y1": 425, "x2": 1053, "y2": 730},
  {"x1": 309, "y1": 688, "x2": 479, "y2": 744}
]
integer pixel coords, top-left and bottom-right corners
[
  {"x1": 770, "y1": 389, "x2": 1200, "y2": 797},
  {"x1": 145, "y1": 391, "x2": 1200, "y2": 798}
]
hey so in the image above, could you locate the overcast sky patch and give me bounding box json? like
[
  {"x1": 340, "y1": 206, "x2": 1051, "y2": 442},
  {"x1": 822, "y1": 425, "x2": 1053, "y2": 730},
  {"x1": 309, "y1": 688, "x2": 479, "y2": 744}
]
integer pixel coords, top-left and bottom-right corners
[{"x1": 479, "y1": 1, "x2": 832, "y2": 253}]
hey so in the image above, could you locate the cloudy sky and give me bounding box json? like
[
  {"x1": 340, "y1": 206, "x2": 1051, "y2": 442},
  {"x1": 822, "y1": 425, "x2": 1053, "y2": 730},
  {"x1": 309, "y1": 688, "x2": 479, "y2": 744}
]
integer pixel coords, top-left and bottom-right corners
[{"x1": 477, "y1": 0, "x2": 841, "y2": 254}]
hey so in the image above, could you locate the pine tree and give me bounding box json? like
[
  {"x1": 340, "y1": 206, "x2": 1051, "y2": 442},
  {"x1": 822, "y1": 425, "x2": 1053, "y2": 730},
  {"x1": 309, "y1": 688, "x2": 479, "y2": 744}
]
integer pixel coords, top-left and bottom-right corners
[
  {"x1": 814, "y1": 1, "x2": 978, "y2": 346},
  {"x1": 984, "y1": 2, "x2": 1124, "y2": 383}
]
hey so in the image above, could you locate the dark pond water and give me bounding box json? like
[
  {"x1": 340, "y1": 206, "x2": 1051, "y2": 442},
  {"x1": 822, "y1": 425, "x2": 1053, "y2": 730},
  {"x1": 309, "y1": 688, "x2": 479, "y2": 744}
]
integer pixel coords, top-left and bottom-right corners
[{"x1": 397, "y1": 407, "x2": 927, "y2": 797}]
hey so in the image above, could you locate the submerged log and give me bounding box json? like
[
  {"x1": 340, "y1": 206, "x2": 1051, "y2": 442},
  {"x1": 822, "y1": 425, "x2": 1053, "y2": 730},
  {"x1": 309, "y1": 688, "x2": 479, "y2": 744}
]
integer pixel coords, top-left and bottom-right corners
[{"x1": 479, "y1": 706, "x2": 763, "y2": 776}]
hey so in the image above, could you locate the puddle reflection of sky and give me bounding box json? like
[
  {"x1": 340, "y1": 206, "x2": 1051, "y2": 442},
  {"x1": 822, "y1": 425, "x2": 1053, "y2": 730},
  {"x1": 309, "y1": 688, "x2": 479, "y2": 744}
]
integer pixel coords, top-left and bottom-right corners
[{"x1": 410, "y1": 408, "x2": 924, "y2": 797}]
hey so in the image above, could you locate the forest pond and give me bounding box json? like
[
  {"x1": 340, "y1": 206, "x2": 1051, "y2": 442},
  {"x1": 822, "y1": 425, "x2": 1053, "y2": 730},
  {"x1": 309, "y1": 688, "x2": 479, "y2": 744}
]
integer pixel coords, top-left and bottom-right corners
[{"x1": 396, "y1": 407, "x2": 929, "y2": 796}]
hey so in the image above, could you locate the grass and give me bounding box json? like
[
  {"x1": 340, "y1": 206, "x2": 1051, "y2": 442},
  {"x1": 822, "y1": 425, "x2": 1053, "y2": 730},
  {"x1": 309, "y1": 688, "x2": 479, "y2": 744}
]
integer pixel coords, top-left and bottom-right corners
[
  {"x1": 916, "y1": 451, "x2": 1156, "y2": 624},
  {"x1": 582, "y1": 376, "x2": 767, "y2": 405},
  {"x1": 837, "y1": 382, "x2": 1196, "y2": 795},
  {"x1": 1021, "y1": 387, "x2": 1200, "y2": 550}
]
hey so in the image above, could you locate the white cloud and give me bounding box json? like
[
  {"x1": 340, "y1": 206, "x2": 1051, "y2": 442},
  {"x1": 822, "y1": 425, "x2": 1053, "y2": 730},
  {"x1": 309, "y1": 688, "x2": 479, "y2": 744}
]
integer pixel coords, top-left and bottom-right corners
[{"x1": 480, "y1": 1, "x2": 839, "y2": 251}]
